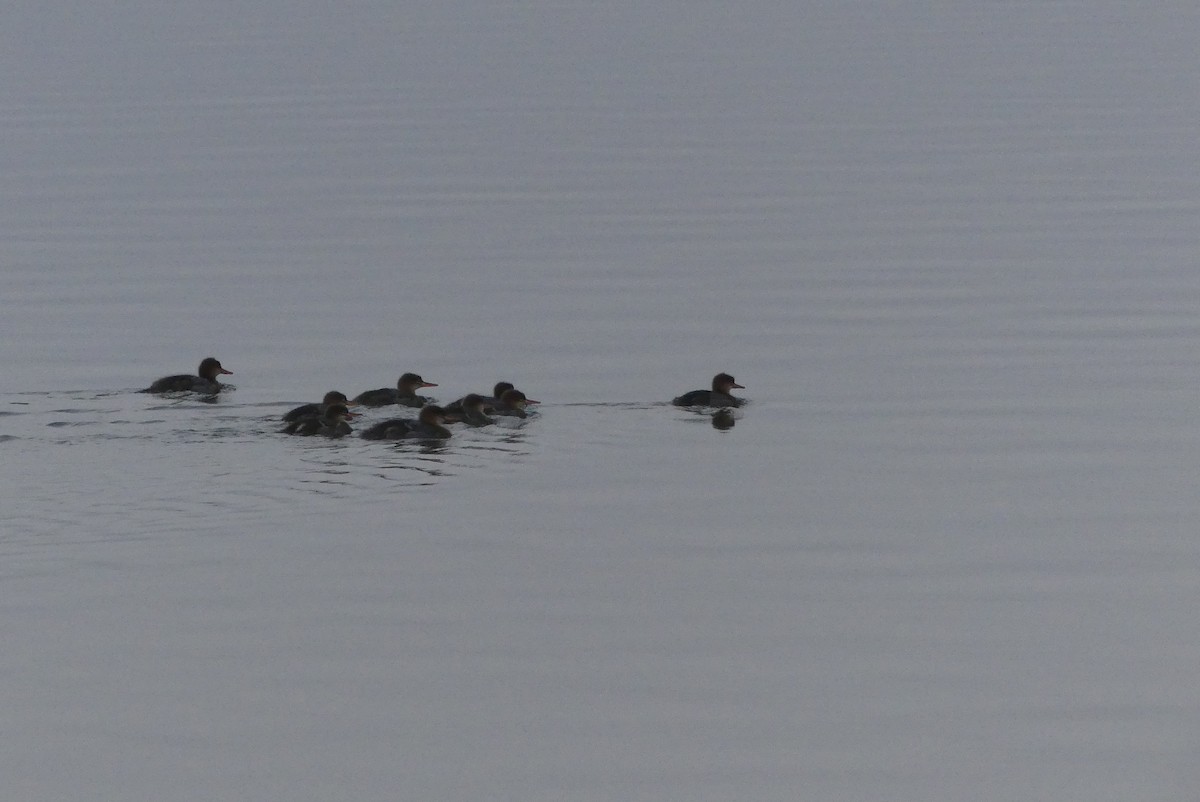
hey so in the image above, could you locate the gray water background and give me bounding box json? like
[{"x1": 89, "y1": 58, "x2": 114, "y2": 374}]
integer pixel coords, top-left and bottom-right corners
[{"x1": 3, "y1": 2, "x2": 1199, "y2": 799}]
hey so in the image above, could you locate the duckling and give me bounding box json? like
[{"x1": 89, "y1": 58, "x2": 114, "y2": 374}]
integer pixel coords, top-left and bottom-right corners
[
  {"x1": 359, "y1": 405, "x2": 452, "y2": 440},
  {"x1": 284, "y1": 403, "x2": 356, "y2": 437},
  {"x1": 143, "y1": 357, "x2": 233, "y2": 394},
  {"x1": 672, "y1": 373, "x2": 745, "y2": 408},
  {"x1": 444, "y1": 381, "x2": 514, "y2": 416},
  {"x1": 353, "y1": 372, "x2": 437, "y2": 408},
  {"x1": 282, "y1": 390, "x2": 354, "y2": 423},
  {"x1": 449, "y1": 394, "x2": 495, "y2": 426}
]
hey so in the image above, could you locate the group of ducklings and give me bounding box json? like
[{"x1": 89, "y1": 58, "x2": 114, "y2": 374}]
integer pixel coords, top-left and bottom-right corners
[
  {"x1": 143, "y1": 358, "x2": 746, "y2": 440},
  {"x1": 283, "y1": 377, "x2": 538, "y2": 440}
]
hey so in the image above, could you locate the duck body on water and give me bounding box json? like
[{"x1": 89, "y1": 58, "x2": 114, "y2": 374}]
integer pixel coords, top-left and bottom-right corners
[
  {"x1": 490, "y1": 389, "x2": 539, "y2": 419},
  {"x1": 444, "y1": 382, "x2": 514, "y2": 417},
  {"x1": 282, "y1": 390, "x2": 353, "y2": 423},
  {"x1": 143, "y1": 357, "x2": 233, "y2": 394},
  {"x1": 353, "y1": 373, "x2": 437, "y2": 408},
  {"x1": 283, "y1": 404, "x2": 357, "y2": 437},
  {"x1": 359, "y1": 405, "x2": 453, "y2": 440},
  {"x1": 672, "y1": 373, "x2": 745, "y2": 408},
  {"x1": 449, "y1": 394, "x2": 496, "y2": 427}
]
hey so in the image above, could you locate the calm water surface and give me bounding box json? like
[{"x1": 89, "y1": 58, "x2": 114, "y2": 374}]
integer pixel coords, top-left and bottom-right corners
[{"x1": 3, "y1": 3, "x2": 1199, "y2": 800}]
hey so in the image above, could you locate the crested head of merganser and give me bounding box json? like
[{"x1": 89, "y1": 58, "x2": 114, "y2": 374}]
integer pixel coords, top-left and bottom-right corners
[
  {"x1": 712, "y1": 373, "x2": 744, "y2": 394},
  {"x1": 397, "y1": 373, "x2": 438, "y2": 396},
  {"x1": 321, "y1": 390, "x2": 350, "y2": 406}
]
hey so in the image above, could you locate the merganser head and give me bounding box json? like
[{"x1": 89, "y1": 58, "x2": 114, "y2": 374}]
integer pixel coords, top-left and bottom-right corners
[
  {"x1": 498, "y1": 389, "x2": 534, "y2": 409},
  {"x1": 712, "y1": 373, "x2": 744, "y2": 394},
  {"x1": 398, "y1": 373, "x2": 437, "y2": 393},
  {"x1": 324, "y1": 403, "x2": 356, "y2": 422},
  {"x1": 321, "y1": 390, "x2": 350, "y2": 406},
  {"x1": 418, "y1": 405, "x2": 448, "y2": 425},
  {"x1": 461, "y1": 393, "x2": 488, "y2": 412},
  {"x1": 199, "y1": 357, "x2": 233, "y2": 380},
  {"x1": 492, "y1": 381, "x2": 515, "y2": 398}
]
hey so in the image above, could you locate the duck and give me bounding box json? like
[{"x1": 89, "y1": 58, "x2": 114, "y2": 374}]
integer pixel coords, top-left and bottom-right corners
[
  {"x1": 443, "y1": 382, "x2": 514, "y2": 416},
  {"x1": 359, "y1": 405, "x2": 452, "y2": 440},
  {"x1": 143, "y1": 357, "x2": 233, "y2": 394},
  {"x1": 352, "y1": 372, "x2": 437, "y2": 408},
  {"x1": 448, "y1": 393, "x2": 495, "y2": 426},
  {"x1": 282, "y1": 390, "x2": 354, "y2": 423},
  {"x1": 283, "y1": 403, "x2": 356, "y2": 437},
  {"x1": 672, "y1": 373, "x2": 745, "y2": 408},
  {"x1": 490, "y1": 388, "x2": 538, "y2": 419}
]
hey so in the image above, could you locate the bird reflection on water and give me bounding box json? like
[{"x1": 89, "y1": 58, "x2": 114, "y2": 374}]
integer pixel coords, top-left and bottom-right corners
[{"x1": 711, "y1": 409, "x2": 736, "y2": 431}]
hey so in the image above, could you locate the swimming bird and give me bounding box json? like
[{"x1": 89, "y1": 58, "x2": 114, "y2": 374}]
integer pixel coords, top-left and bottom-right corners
[
  {"x1": 359, "y1": 405, "x2": 452, "y2": 440},
  {"x1": 443, "y1": 382, "x2": 514, "y2": 416},
  {"x1": 143, "y1": 357, "x2": 233, "y2": 394},
  {"x1": 449, "y1": 393, "x2": 495, "y2": 426},
  {"x1": 283, "y1": 404, "x2": 356, "y2": 437},
  {"x1": 353, "y1": 373, "x2": 437, "y2": 408},
  {"x1": 490, "y1": 388, "x2": 538, "y2": 419},
  {"x1": 282, "y1": 390, "x2": 354, "y2": 423},
  {"x1": 672, "y1": 373, "x2": 745, "y2": 408}
]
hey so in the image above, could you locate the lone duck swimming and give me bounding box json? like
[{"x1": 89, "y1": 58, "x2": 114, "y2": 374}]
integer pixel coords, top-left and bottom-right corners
[
  {"x1": 143, "y1": 357, "x2": 233, "y2": 394},
  {"x1": 283, "y1": 403, "x2": 356, "y2": 437},
  {"x1": 672, "y1": 373, "x2": 745, "y2": 408},
  {"x1": 282, "y1": 390, "x2": 354, "y2": 423},
  {"x1": 359, "y1": 405, "x2": 452, "y2": 440},
  {"x1": 353, "y1": 373, "x2": 437, "y2": 408}
]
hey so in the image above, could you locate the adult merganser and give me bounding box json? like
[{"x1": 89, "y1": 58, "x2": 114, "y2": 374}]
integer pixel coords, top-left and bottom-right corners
[
  {"x1": 359, "y1": 405, "x2": 452, "y2": 440},
  {"x1": 284, "y1": 404, "x2": 357, "y2": 437},
  {"x1": 282, "y1": 390, "x2": 354, "y2": 423},
  {"x1": 143, "y1": 357, "x2": 233, "y2": 394},
  {"x1": 672, "y1": 373, "x2": 745, "y2": 408},
  {"x1": 353, "y1": 373, "x2": 437, "y2": 408}
]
